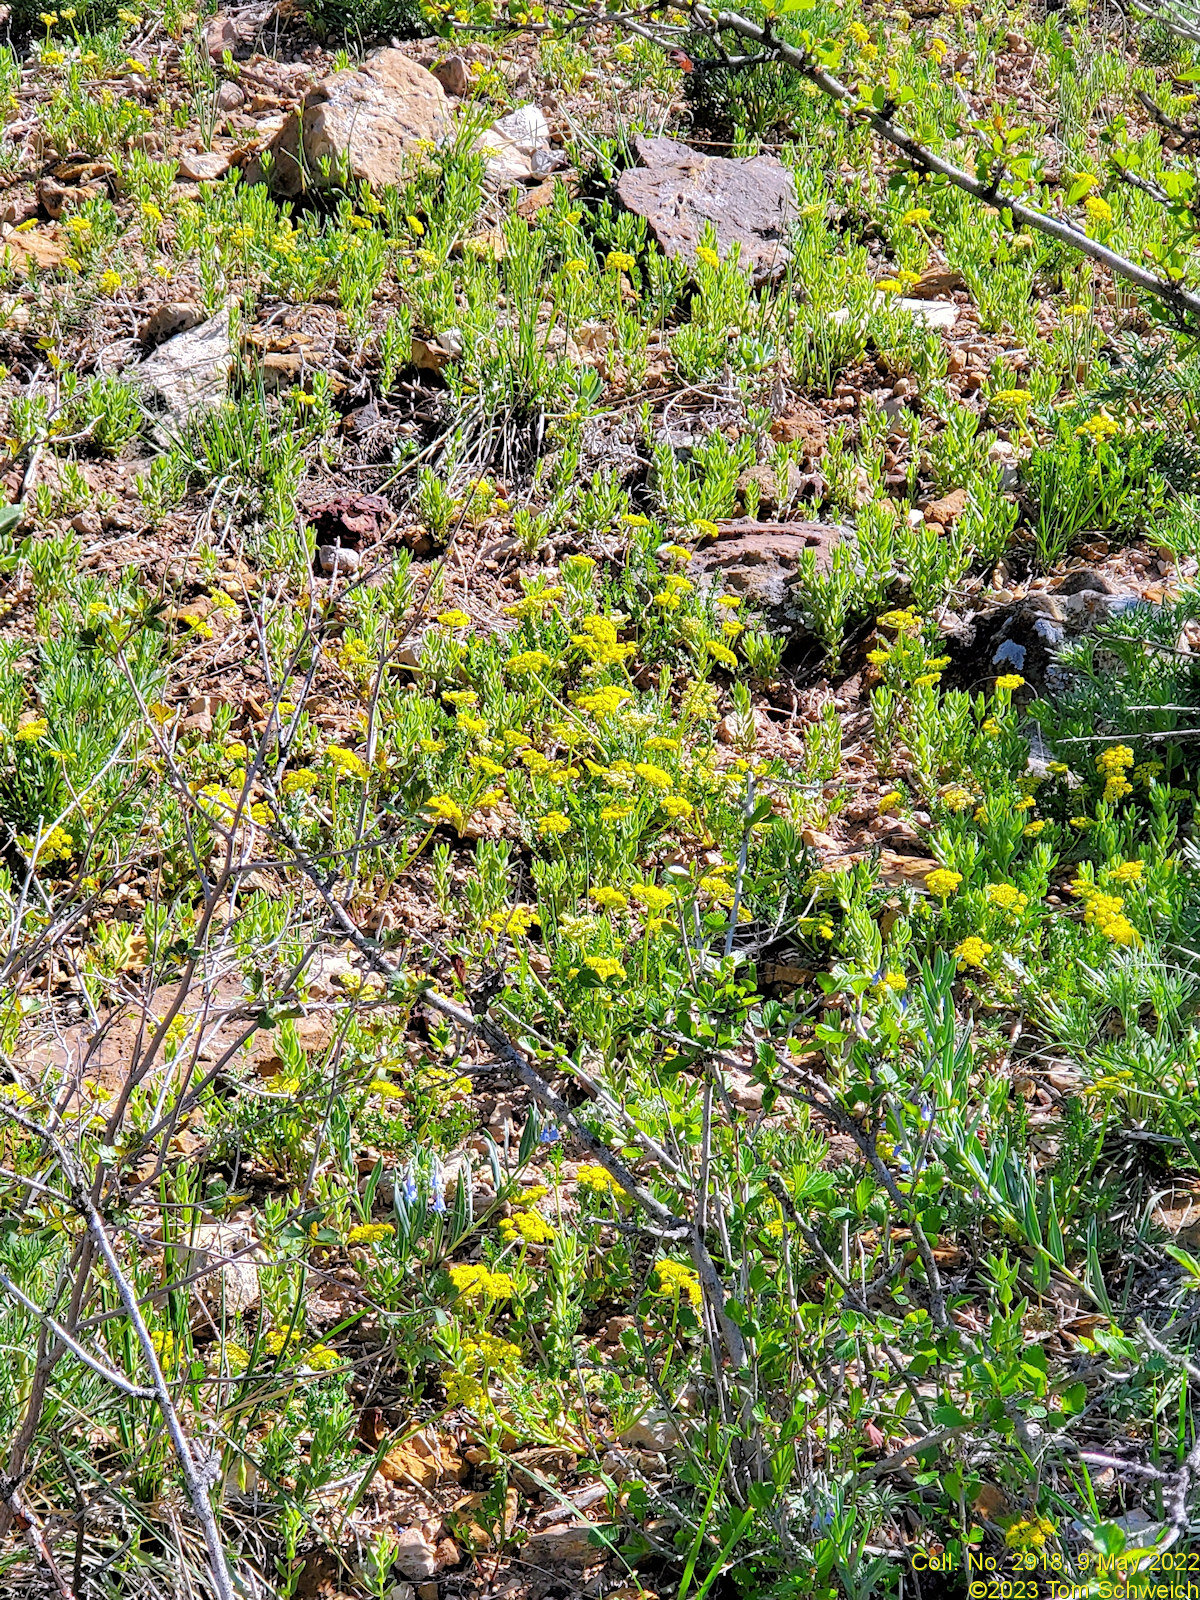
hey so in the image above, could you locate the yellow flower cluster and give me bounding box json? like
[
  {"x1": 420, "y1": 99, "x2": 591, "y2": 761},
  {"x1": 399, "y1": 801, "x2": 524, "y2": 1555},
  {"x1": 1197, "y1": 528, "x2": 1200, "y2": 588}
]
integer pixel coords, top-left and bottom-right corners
[
  {"x1": 986, "y1": 883, "x2": 1027, "y2": 914},
  {"x1": 22, "y1": 824, "x2": 75, "y2": 866},
  {"x1": 498, "y1": 1210, "x2": 555, "y2": 1245},
  {"x1": 633, "y1": 882, "x2": 673, "y2": 913},
  {"x1": 1005, "y1": 1515, "x2": 1056, "y2": 1552},
  {"x1": 572, "y1": 614, "x2": 635, "y2": 667},
  {"x1": 575, "y1": 685, "x2": 630, "y2": 717},
  {"x1": 1084, "y1": 195, "x2": 1113, "y2": 226},
  {"x1": 507, "y1": 649, "x2": 553, "y2": 677},
  {"x1": 925, "y1": 868, "x2": 962, "y2": 898},
  {"x1": 448, "y1": 1264, "x2": 516, "y2": 1302},
  {"x1": 939, "y1": 785, "x2": 974, "y2": 813},
  {"x1": 426, "y1": 793, "x2": 466, "y2": 831},
  {"x1": 488, "y1": 903, "x2": 538, "y2": 937},
  {"x1": 1110, "y1": 859, "x2": 1143, "y2": 883},
  {"x1": 634, "y1": 761, "x2": 672, "y2": 791},
  {"x1": 346, "y1": 1222, "x2": 394, "y2": 1246},
  {"x1": 504, "y1": 586, "x2": 562, "y2": 620},
  {"x1": 576, "y1": 1162, "x2": 626, "y2": 1196},
  {"x1": 281, "y1": 768, "x2": 319, "y2": 795},
  {"x1": 1075, "y1": 413, "x2": 1119, "y2": 442},
  {"x1": 585, "y1": 956, "x2": 626, "y2": 982},
  {"x1": 953, "y1": 936, "x2": 992, "y2": 969},
  {"x1": 462, "y1": 1332, "x2": 522, "y2": 1372},
  {"x1": 1096, "y1": 744, "x2": 1134, "y2": 805},
  {"x1": 304, "y1": 1343, "x2": 340, "y2": 1371},
  {"x1": 327, "y1": 745, "x2": 367, "y2": 780},
  {"x1": 654, "y1": 1259, "x2": 701, "y2": 1308},
  {"x1": 877, "y1": 608, "x2": 922, "y2": 634},
  {"x1": 537, "y1": 810, "x2": 571, "y2": 836},
  {"x1": 593, "y1": 886, "x2": 628, "y2": 910},
  {"x1": 1072, "y1": 878, "x2": 1139, "y2": 946}
]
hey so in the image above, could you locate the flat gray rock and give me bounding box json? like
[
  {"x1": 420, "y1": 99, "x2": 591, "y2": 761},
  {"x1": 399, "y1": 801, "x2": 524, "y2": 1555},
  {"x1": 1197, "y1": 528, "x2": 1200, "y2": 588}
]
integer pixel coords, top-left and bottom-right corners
[
  {"x1": 137, "y1": 308, "x2": 231, "y2": 423},
  {"x1": 617, "y1": 135, "x2": 797, "y2": 282}
]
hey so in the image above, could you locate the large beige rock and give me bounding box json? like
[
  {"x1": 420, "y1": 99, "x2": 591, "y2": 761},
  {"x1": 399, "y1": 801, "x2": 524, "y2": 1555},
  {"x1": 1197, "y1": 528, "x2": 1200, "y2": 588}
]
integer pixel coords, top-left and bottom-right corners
[
  {"x1": 160, "y1": 1221, "x2": 261, "y2": 1316},
  {"x1": 245, "y1": 49, "x2": 451, "y2": 197}
]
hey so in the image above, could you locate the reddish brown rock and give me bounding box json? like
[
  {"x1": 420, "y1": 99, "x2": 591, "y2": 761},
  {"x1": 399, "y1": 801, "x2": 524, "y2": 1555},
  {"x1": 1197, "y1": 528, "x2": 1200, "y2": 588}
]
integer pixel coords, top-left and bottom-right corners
[
  {"x1": 924, "y1": 487, "x2": 969, "y2": 528},
  {"x1": 769, "y1": 401, "x2": 827, "y2": 461}
]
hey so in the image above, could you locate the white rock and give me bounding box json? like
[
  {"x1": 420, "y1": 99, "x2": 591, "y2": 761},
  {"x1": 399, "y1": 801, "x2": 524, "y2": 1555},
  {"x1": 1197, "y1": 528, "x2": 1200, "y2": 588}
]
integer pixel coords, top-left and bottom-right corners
[
  {"x1": 161, "y1": 1221, "x2": 261, "y2": 1315},
  {"x1": 476, "y1": 102, "x2": 550, "y2": 186},
  {"x1": 391, "y1": 1527, "x2": 437, "y2": 1581},
  {"x1": 619, "y1": 1409, "x2": 681, "y2": 1452},
  {"x1": 137, "y1": 309, "x2": 231, "y2": 423},
  {"x1": 178, "y1": 148, "x2": 232, "y2": 182},
  {"x1": 892, "y1": 296, "x2": 958, "y2": 328},
  {"x1": 522, "y1": 1524, "x2": 608, "y2": 1563},
  {"x1": 490, "y1": 103, "x2": 550, "y2": 152}
]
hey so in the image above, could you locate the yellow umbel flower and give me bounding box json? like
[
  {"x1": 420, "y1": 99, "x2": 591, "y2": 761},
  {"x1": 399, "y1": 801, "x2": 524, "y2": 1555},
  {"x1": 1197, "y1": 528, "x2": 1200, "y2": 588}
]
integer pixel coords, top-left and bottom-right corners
[
  {"x1": 924, "y1": 868, "x2": 962, "y2": 898},
  {"x1": 654, "y1": 1259, "x2": 701, "y2": 1308},
  {"x1": 448, "y1": 1264, "x2": 516, "y2": 1302},
  {"x1": 953, "y1": 936, "x2": 992, "y2": 968}
]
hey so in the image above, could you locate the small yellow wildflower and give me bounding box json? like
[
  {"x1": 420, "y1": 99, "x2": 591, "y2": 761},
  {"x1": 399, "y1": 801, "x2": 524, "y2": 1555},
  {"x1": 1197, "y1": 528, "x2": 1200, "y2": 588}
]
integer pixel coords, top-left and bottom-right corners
[
  {"x1": 1075, "y1": 413, "x2": 1119, "y2": 442},
  {"x1": 326, "y1": 745, "x2": 367, "y2": 780},
  {"x1": 280, "y1": 768, "x2": 319, "y2": 795},
  {"x1": 507, "y1": 649, "x2": 553, "y2": 676},
  {"x1": 593, "y1": 887, "x2": 628, "y2": 911},
  {"x1": 537, "y1": 810, "x2": 571, "y2": 836},
  {"x1": 954, "y1": 936, "x2": 992, "y2": 968},
  {"x1": 574, "y1": 685, "x2": 630, "y2": 717},
  {"x1": 499, "y1": 1211, "x2": 556, "y2": 1245},
  {"x1": 986, "y1": 883, "x2": 1027, "y2": 913},
  {"x1": 654, "y1": 1259, "x2": 701, "y2": 1308},
  {"x1": 426, "y1": 794, "x2": 466, "y2": 831},
  {"x1": 448, "y1": 1264, "x2": 516, "y2": 1301},
  {"x1": 632, "y1": 882, "x2": 673, "y2": 913},
  {"x1": 576, "y1": 1163, "x2": 626, "y2": 1196},
  {"x1": 1005, "y1": 1515, "x2": 1056, "y2": 1551},
  {"x1": 1110, "y1": 859, "x2": 1144, "y2": 883},
  {"x1": 584, "y1": 956, "x2": 626, "y2": 982},
  {"x1": 634, "y1": 761, "x2": 673, "y2": 792},
  {"x1": 925, "y1": 868, "x2": 962, "y2": 898},
  {"x1": 877, "y1": 608, "x2": 922, "y2": 634},
  {"x1": 939, "y1": 785, "x2": 974, "y2": 813},
  {"x1": 347, "y1": 1222, "x2": 395, "y2": 1246}
]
